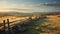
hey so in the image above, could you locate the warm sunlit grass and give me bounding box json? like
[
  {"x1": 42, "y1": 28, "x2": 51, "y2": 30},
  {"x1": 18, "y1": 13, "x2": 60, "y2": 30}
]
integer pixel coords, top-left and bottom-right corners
[
  {"x1": 0, "y1": 14, "x2": 60, "y2": 34},
  {"x1": 38, "y1": 14, "x2": 60, "y2": 34},
  {"x1": 0, "y1": 16, "x2": 30, "y2": 30},
  {"x1": 47, "y1": 15, "x2": 60, "y2": 28},
  {"x1": 0, "y1": 16, "x2": 29, "y2": 23}
]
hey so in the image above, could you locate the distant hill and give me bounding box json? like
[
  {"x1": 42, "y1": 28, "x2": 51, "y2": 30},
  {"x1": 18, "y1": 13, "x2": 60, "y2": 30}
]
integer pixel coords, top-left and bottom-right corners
[
  {"x1": 0, "y1": 11, "x2": 60, "y2": 17},
  {"x1": 0, "y1": 12, "x2": 23, "y2": 16},
  {"x1": 32, "y1": 11, "x2": 60, "y2": 14},
  {"x1": 0, "y1": 12, "x2": 34, "y2": 17},
  {"x1": 44, "y1": 12, "x2": 60, "y2": 15}
]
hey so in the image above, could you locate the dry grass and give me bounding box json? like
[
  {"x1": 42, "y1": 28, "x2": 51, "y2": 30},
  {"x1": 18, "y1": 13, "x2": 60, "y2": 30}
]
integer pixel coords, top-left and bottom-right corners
[
  {"x1": 39, "y1": 14, "x2": 60, "y2": 34},
  {"x1": 47, "y1": 15, "x2": 60, "y2": 28}
]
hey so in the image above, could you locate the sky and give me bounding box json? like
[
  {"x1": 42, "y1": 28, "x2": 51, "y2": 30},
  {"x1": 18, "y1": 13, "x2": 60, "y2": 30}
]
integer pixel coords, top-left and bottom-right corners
[{"x1": 0, "y1": 0, "x2": 60, "y2": 13}]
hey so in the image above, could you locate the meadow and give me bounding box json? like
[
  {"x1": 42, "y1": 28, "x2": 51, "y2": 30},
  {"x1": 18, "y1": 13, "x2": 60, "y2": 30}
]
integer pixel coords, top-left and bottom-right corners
[{"x1": 0, "y1": 13, "x2": 60, "y2": 34}]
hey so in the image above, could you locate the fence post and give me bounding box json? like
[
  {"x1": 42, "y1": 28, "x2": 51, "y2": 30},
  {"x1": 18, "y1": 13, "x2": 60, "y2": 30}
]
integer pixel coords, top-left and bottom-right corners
[
  {"x1": 7, "y1": 19, "x2": 10, "y2": 34},
  {"x1": 29, "y1": 16, "x2": 32, "y2": 21},
  {"x1": 3, "y1": 20, "x2": 6, "y2": 31}
]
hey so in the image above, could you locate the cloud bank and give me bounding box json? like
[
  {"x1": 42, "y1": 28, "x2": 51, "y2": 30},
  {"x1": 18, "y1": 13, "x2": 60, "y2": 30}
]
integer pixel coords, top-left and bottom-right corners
[{"x1": 0, "y1": 0, "x2": 60, "y2": 13}]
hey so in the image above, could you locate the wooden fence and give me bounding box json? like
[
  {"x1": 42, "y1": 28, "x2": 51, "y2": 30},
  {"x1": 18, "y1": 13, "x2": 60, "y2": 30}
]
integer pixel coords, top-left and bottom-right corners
[{"x1": 0, "y1": 16, "x2": 41, "y2": 34}]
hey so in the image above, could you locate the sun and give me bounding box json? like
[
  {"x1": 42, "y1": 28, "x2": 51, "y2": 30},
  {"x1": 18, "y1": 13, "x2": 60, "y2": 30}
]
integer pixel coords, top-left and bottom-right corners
[{"x1": 0, "y1": 8, "x2": 14, "y2": 12}]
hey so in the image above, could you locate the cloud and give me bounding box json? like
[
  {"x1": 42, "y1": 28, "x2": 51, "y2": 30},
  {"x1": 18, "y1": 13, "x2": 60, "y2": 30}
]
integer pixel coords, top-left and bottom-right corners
[
  {"x1": 0, "y1": 3, "x2": 39, "y2": 9},
  {"x1": 0, "y1": 3, "x2": 60, "y2": 13},
  {"x1": 0, "y1": 0, "x2": 6, "y2": 1},
  {"x1": 43, "y1": 4, "x2": 60, "y2": 7},
  {"x1": 44, "y1": 3, "x2": 49, "y2": 4},
  {"x1": 0, "y1": 3, "x2": 37, "y2": 12}
]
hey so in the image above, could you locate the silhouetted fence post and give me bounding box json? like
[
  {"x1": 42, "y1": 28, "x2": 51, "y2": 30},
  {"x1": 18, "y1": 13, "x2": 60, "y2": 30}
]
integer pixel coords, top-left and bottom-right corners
[
  {"x1": 35, "y1": 16, "x2": 38, "y2": 20},
  {"x1": 2, "y1": 20, "x2": 7, "y2": 34},
  {"x1": 29, "y1": 16, "x2": 32, "y2": 21},
  {"x1": 28, "y1": 16, "x2": 33, "y2": 25},
  {"x1": 7, "y1": 19, "x2": 10, "y2": 34},
  {"x1": 3, "y1": 20, "x2": 6, "y2": 32}
]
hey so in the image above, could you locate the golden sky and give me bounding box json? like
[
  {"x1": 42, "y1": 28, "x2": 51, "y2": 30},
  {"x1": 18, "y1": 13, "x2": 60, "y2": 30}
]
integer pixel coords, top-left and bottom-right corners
[{"x1": 0, "y1": 0, "x2": 60, "y2": 13}]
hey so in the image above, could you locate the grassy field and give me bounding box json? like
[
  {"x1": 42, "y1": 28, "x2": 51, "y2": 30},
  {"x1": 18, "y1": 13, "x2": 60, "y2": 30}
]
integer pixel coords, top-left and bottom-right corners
[
  {"x1": 15, "y1": 14, "x2": 60, "y2": 34},
  {"x1": 0, "y1": 14, "x2": 60, "y2": 34},
  {"x1": 0, "y1": 16, "x2": 29, "y2": 23},
  {"x1": 0, "y1": 16, "x2": 29, "y2": 30}
]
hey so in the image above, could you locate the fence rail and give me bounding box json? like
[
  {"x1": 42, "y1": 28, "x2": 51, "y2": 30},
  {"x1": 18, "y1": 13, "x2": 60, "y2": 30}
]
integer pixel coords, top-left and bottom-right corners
[
  {"x1": 0, "y1": 16, "x2": 41, "y2": 34},
  {"x1": 0, "y1": 18, "x2": 29, "y2": 30}
]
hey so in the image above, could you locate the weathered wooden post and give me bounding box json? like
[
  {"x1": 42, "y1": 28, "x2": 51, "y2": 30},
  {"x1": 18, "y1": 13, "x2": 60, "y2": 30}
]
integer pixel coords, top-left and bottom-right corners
[
  {"x1": 3, "y1": 20, "x2": 6, "y2": 32},
  {"x1": 29, "y1": 16, "x2": 32, "y2": 21},
  {"x1": 28, "y1": 16, "x2": 33, "y2": 25},
  {"x1": 35, "y1": 16, "x2": 37, "y2": 20},
  {"x1": 7, "y1": 19, "x2": 10, "y2": 34},
  {"x1": 7, "y1": 19, "x2": 14, "y2": 34},
  {"x1": 2, "y1": 20, "x2": 7, "y2": 34}
]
